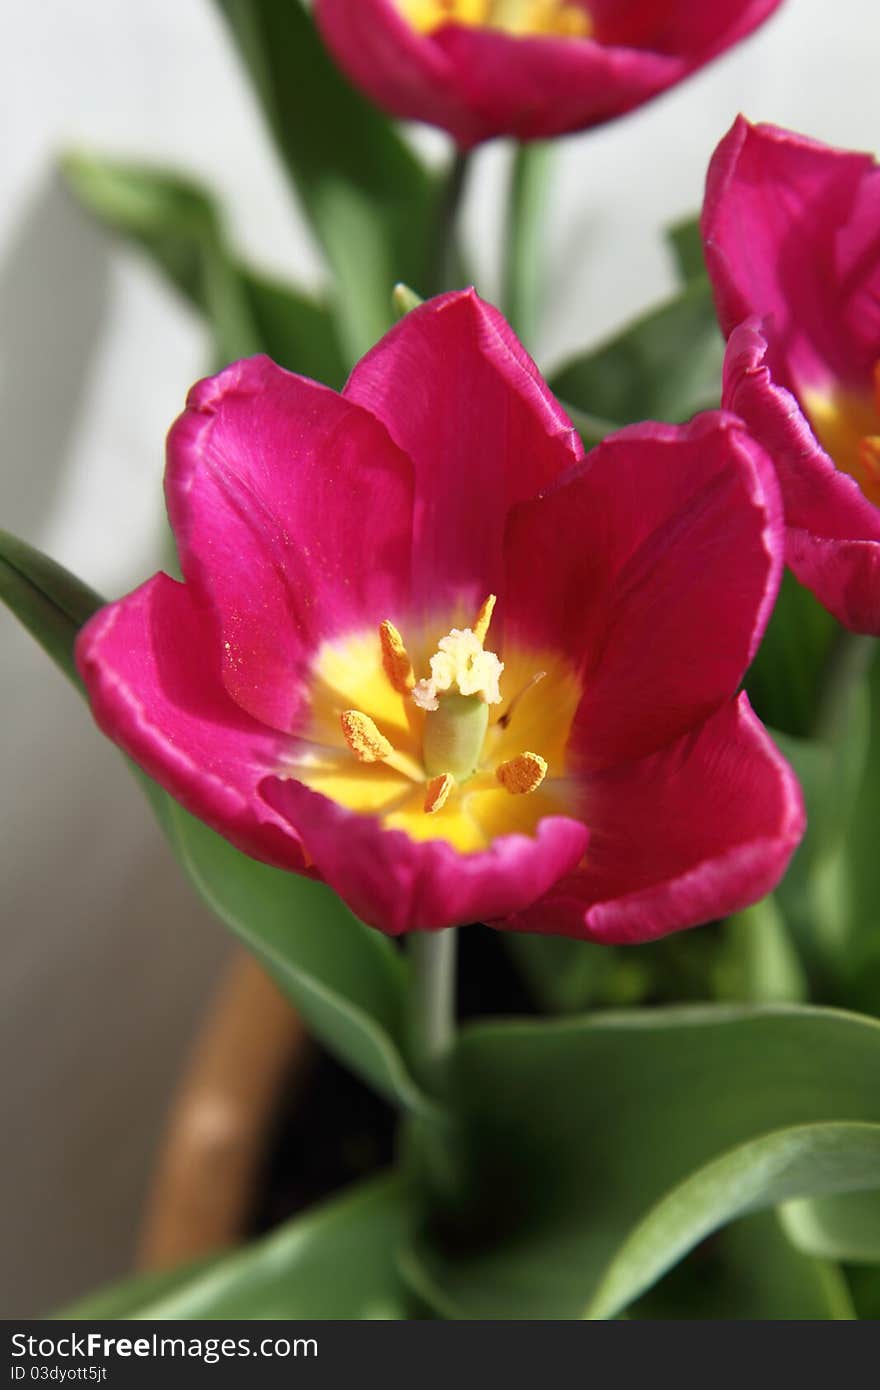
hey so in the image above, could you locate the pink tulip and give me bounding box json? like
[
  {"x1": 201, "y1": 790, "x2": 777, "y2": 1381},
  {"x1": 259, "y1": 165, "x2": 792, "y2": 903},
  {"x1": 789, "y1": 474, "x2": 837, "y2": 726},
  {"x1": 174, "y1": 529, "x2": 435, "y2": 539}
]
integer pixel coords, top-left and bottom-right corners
[
  {"x1": 703, "y1": 118, "x2": 880, "y2": 634},
  {"x1": 77, "y1": 291, "x2": 802, "y2": 940},
  {"x1": 314, "y1": 0, "x2": 783, "y2": 147}
]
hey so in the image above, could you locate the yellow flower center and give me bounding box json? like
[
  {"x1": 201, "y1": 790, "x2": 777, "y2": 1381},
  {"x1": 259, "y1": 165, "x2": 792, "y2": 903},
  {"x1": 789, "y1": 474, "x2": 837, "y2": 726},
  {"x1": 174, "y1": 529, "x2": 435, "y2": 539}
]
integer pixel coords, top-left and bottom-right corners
[
  {"x1": 400, "y1": 0, "x2": 593, "y2": 39},
  {"x1": 803, "y1": 361, "x2": 880, "y2": 507},
  {"x1": 288, "y1": 596, "x2": 581, "y2": 853}
]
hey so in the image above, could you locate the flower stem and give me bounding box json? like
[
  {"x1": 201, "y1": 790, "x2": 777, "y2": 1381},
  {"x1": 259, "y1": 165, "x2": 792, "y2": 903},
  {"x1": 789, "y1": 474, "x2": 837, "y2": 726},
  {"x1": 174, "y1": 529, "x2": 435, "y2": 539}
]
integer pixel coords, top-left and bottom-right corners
[
  {"x1": 813, "y1": 626, "x2": 874, "y2": 745},
  {"x1": 406, "y1": 928, "x2": 458, "y2": 1095},
  {"x1": 502, "y1": 140, "x2": 554, "y2": 345},
  {"x1": 429, "y1": 150, "x2": 470, "y2": 294}
]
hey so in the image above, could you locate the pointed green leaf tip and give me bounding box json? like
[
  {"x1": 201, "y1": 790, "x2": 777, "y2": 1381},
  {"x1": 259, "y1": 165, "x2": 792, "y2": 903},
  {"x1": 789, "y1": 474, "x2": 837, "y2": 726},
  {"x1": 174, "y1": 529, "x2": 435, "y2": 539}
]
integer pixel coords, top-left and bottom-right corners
[
  {"x1": 0, "y1": 529, "x2": 103, "y2": 690},
  {"x1": 392, "y1": 283, "x2": 424, "y2": 318}
]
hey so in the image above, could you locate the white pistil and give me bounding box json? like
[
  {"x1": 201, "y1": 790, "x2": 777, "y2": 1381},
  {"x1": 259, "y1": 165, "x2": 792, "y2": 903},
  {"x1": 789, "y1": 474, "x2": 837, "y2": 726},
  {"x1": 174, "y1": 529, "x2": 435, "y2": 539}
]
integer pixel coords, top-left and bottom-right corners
[{"x1": 413, "y1": 627, "x2": 504, "y2": 712}]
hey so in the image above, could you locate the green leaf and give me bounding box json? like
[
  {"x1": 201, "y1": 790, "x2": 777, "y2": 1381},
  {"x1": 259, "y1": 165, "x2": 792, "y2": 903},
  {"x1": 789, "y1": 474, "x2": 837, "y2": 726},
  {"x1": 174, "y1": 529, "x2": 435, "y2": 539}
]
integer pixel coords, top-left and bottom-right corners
[
  {"x1": 403, "y1": 1005, "x2": 880, "y2": 1319},
  {"x1": 766, "y1": 642, "x2": 876, "y2": 1000},
  {"x1": 666, "y1": 214, "x2": 705, "y2": 286},
  {"x1": 392, "y1": 283, "x2": 425, "y2": 319},
  {"x1": 59, "y1": 1174, "x2": 413, "y2": 1319},
  {"x1": 62, "y1": 152, "x2": 347, "y2": 386},
  {"x1": 502, "y1": 142, "x2": 554, "y2": 347},
  {"x1": 214, "y1": 0, "x2": 440, "y2": 362},
  {"x1": 505, "y1": 934, "x2": 651, "y2": 1014},
  {"x1": 630, "y1": 1209, "x2": 855, "y2": 1320},
  {"x1": 0, "y1": 532, "x2": 428, "y2": 1114},
  {"x1": 238, "y1": 266, "x2": 348, "y2": 388},
  {"x1": 836, "y1": 644, "x2": 880, "y2": 1002},
  {"x1": 783, "y1": 1189, "x2": 880, "y2": 1266},
  {"x1": 0, "y1": 528, "x2": 102, "y2": 690},
  {"x1": 55, "y1": 1262, "x2": 217, "y2": 1321},
  {"x1": 549, "y1": 280, "x2": 724, "y2": 434},
  {"x1": 713, "y1": 897, "x2": 807, "y2": 1005},
  {"x1": 846, "y1": 1262, "x2": 880, "y2": 1318},
  {"x1": 159, "y1": 800, "x2": 430, "y2": 1116},
  {"x1": 746, "y1": 571, "x2": 837, "y2": 739}
]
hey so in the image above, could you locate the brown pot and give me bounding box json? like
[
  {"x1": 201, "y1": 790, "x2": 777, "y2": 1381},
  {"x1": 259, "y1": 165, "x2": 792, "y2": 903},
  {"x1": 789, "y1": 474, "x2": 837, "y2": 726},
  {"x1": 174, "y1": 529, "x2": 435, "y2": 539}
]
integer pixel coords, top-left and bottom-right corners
[{"x1": 136, "y1": 952, "x2": 308, "y2": 1271}]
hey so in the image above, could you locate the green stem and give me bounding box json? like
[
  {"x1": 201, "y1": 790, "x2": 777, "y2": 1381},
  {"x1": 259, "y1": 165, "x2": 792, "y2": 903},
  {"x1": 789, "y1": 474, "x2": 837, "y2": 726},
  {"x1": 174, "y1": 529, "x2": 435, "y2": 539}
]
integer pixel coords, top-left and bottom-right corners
[
  {"x1": 813, "y1": 626, "x2": 874, "y2": 745},
  {"x1": 502, "y1": 140, "x2": 554, "y2": 345},
  {"x1": 406, "y1": 929, "x2": 458, "y2": 1095},
  {"x1": 429, "y1": 150, "x2": 470, "y2": 295}
]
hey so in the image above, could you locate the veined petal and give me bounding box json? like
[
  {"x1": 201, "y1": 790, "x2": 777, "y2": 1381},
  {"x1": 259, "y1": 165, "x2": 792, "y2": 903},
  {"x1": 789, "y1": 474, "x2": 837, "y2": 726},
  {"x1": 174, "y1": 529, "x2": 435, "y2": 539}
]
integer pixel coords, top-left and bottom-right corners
[
  {"x1": 505, "y1": 695, "x2": 804, "y2": 944},
  {"x1": 75, "y1": 574, "x2": 305, "y2": 871},
  {"x1": 703, "y1": 117, "x2": 880, "y2": 396},
  {"x1": 344, "y1": 290, "x2": 582, "y2": 617},
  {"x1": 723, "y1": 321, "x2": 880, "y2": 634},
  {"x1": 166, "y1": 355, "x2": 414, "y2": 734},
  {"x1": 316, "y1": 0, "x2": 478, "y2": 144},
  {"x1": 316, "y1": 0, "x2": 782, "y2": 147},
  {"x1": 504, "y1": 412, "x2": 783, "y2": 771},
  {"x1": 261, "y1": 775, "x2": 588, "y2": 934}
]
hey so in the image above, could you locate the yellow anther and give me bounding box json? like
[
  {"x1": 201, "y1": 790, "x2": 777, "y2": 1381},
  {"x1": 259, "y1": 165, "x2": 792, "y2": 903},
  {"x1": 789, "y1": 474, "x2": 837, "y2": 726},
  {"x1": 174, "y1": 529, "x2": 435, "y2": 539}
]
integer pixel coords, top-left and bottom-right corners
[
  {"x1": 340, "y1": 710, "x2": 393, "y2": 764},
  {"x1": 472, "y1": 593, "x2": 496, "y2": 646},
  {"x1": 379, "y1": 619, "x2": 415, "y2": 693},
  {"x1": 424, "y1": 772, "x2": 455, "y2": 814},
  {"x1": 496, "y1": 750, "x2": 548, "y2": 795}
]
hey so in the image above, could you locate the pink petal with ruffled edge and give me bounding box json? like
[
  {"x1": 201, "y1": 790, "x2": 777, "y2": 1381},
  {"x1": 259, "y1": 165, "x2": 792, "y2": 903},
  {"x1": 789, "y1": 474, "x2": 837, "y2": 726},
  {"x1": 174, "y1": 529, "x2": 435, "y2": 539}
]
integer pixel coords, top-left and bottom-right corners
[
  {"x1": 505, "y1": 694, "x2": 804, "y2": 944},
  {"x1": 702, "y1": 116, "x2": 880, "y2": 399},
  {"x1": 316, "y1": 0, "x2": 782, "y2": 147},
  {"x1": 76, "y1": 574, "x2": 305, "y2": 871},
  {"x1": 723, "y1": 321, "x2": 880, "y2": 634},
  {"x1": 344, "y1": 289, "x2": 581, "y2": 619},
  {"x1": 503, "y1": 412, "x2": 783, "y2": 770},
  {"x1": 260, "y1": 775, "x2": 588, "y2": 934},
  {"x1": 166, "y1": 355, "x2": 414, "y2": 734}
]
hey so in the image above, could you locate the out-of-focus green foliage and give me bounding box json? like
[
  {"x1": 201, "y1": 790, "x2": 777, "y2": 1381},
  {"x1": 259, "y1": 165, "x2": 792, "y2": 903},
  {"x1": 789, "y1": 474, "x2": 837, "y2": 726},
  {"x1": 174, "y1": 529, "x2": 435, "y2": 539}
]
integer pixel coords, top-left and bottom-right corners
[
  {"x1": 63, "y1": 153, "x2": 348, "y2": 386},
  {"x1": 403, "y1": 1006, "x2": 880, "y2": 1318},
  {"x1": 214, "y1": 0, "x2": 441, "y2": 362},
  {"x1": 549, "y1": 280, "x2": 724, "y2": 436},
  {"x1": 59, "y1": 1175, "x2": 412, "y2": 1319},
  {"x1": 630, "y1": 1209, "x2": 854, "y2": 1320},
  {"x1": 0, "y1": 532, "x2": 431, "y2": 1117}
]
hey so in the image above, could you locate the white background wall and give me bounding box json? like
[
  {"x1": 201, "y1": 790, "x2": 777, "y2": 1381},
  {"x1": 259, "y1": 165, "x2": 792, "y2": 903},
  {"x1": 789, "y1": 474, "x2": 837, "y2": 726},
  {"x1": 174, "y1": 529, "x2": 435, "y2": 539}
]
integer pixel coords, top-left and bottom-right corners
[{"x1": 2, "y1": 0, "x2": 879, "y2": 1316}]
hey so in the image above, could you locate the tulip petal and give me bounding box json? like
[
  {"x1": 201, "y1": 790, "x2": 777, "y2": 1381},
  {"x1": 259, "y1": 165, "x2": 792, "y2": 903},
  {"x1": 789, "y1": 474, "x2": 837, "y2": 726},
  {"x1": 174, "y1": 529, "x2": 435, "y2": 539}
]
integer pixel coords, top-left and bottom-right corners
[
  {"x1": 723, "y1": 321, "x2": 880, "y2": 634},
  {"x1": 166, "y1": 355, "x2": 414, "y2": 733},
  {"x1": 506, "y1": 694, "x2": 804, "y2": 944},
  {"x1": 504, "y1": 412, "x2": 783, "y2": 770},
  {"x1": 261, "y1": 775, "x2": 588, "y2": 935},
  {"x1": 316, "y1": 0, "x2": 477, "y2": 143},
  {"x1": 76, "y1": 573, "x2": 305, "y2": 871},
  {"x1": 703, "y1": 117, "x2": 880, "y2": 395},
  {"x1": 317, "y1": 1, "x2": 782, "y2": 147},
  {"x1": 344, "y1": 290, "x2": 581, "y2": 616}
]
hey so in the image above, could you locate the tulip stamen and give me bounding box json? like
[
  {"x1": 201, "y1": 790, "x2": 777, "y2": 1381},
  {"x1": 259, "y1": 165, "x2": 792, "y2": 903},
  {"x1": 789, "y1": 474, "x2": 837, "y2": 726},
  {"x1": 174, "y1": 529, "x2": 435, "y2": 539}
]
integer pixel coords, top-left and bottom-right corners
[
  {"x1": 472, "y1": 592, "x2": 496, "y2": 646},
  {"x1": 496, "y1": 751, "x2": 548, "y2": 795},
  {"x1": 497, "y1": 670, "x2": 547, "y2": 730},
  {"x1": 379, "y1": 619, "x2": 415, "y2": 694},
  {"x1": 424, "y1": 772, "x2": 455, "y2": 814},
  {"x1": 340, "y1": 710, "x2": 423, "y2": 781},
  {"x1": 341, "y1": 709, "x2": 391, "y2": 763}
]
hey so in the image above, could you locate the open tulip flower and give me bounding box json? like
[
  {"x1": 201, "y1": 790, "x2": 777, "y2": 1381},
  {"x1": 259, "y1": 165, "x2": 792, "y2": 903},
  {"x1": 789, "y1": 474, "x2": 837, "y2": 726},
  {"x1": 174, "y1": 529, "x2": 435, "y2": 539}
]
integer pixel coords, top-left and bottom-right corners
[
  {"x1": 314, "y1": 1, "x2": 783, "y2": 147},
  {"x1": 76, "y1": 290, "x2": 802, "y2": 940},
  {"x1": 703, "y1": 118, "x2": 880, "y2": 635}
]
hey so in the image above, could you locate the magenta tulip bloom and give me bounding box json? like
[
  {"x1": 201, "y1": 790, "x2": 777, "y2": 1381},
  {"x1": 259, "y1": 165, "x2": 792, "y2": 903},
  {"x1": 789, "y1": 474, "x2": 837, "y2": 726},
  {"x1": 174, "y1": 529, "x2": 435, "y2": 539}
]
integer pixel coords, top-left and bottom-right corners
[
  {"x1": 314, "y1": 1, "x2": 783, "y2": 148},
  {"x1": 703, "y1": 118, "x2": 880, "y2": 634},
  {"x1": 76, "y1": 291, "x2": 802, "y2": 941}
]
